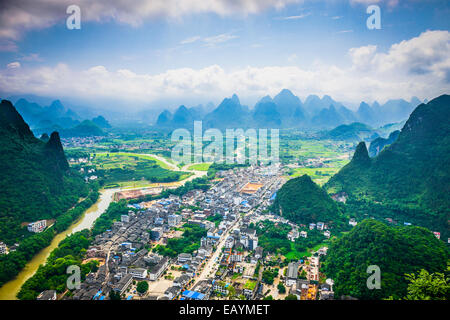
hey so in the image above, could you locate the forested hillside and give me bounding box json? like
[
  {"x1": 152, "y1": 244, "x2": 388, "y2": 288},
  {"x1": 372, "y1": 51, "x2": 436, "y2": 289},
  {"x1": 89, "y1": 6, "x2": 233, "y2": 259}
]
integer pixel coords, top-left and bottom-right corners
[
  {"x1": 325, "y1": 95, "x2": 450, "y2": 238},
  {"x1": 323, "y1": 219, "x2": 449, "y2": 299},
  {"x1": 0, "y1": 100, "x2": 88, "y2": 244}
]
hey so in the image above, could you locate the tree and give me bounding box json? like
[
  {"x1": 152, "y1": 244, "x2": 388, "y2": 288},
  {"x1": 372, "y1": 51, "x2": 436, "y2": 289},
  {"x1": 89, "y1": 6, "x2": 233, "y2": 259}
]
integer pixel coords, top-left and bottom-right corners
[
  {"x1": 404, "y1": 268, "x2": 449, "y2": 300},
  {"x1": 136, "y1": 281, "x2": 149, "y2": 295},
  {"x1": 285, "y1": 294, "x2": 298, "y2": 300},
  {"x1": 277, "y1": 283, "x2": 286, "y2": 294},
  {"x1": 109, "y1": 290, "x2": 121, "y2": 300},
  {"x1": 263, "y1": 295, "x2": 273, "y2": 300}
]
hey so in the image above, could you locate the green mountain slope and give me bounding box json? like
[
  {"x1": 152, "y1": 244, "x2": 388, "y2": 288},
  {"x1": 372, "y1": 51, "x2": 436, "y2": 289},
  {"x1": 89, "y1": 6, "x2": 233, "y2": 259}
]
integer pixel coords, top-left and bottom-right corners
[
  {"x1": 325, "y1": 94, "x2": 450, "y2": 237},
  {"x1": 0, "y1": 100, "x2": 88, "y2": 244},
  {"x1": 272, "y1": 174, "x2": 346, "y2": 228},
  {"x1": 323, "y1": 219, "x2": 449, "y2": 299}
]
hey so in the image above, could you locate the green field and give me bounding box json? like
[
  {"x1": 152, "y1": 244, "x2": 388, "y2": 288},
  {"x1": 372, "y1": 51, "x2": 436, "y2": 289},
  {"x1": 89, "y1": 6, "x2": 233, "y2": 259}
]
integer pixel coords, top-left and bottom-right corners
[
  {"x1": 187, "y1": 163, "x2": 211, "y2": 171},
  {"x1": 90, "y1": 152, "x2": 189, "y2": 185},
  {"x1": 286, "y1": 166, "x2": 348, "y2": 185}
]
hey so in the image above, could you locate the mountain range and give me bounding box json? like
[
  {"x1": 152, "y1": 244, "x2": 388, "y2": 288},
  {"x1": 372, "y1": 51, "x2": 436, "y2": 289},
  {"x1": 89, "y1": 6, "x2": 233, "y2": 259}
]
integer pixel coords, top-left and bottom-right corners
[
  {"x1": 155, "y1": 89, "x2": 422, "y2": 130},
  {"x1": 4, "y1": 98, "x2": 111, "y2": 138}
]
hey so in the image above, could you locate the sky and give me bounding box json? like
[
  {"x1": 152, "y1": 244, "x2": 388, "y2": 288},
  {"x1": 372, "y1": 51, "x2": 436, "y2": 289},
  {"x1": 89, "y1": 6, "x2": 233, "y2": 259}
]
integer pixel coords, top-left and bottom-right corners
[{"x1": 0, "y1": 0, "x2": 449, "y2": 112}]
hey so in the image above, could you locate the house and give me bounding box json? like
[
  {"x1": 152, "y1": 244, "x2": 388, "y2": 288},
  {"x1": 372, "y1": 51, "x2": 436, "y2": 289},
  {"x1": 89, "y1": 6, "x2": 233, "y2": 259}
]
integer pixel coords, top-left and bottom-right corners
[
  {"x1": 316, "y1": 222, "x2": 324, "y2": 230},
  {"x1": 254, "y1": 247, "x2": 263, "y2": 259},
  {"x1": 0, "y1": 242, "x2": 7, "y2": 255},
  {"x1": 27, "y1": 220, "x2": 46, "y2": 233},
  {"x1": 121, "y1": 215, "x2": 130, "y2": 223},
  {"x1": 168, "y1": 214, "x2": 182, "y2": 227},
  {"x1": 114, "y1": 274, "x2": 133, "y2": 295},
  {"x1": 213, "y1": 281, "x2": 230, "y2": 295},
  {"x1": 164, "y1": 286, "x2": 181, "y2": 299},
  {"x1": 287, "y1": 229, "x2": 299, "y2": 242},
  {"x1": 323, "y1": 230, "x2": 331, "y2": 239},
  {"x1": 178, "y1": 253, "x2": 192, "y2": 264},
  {"x1": 300, "y1": 231, "x2": 308, "y2": 238},
  {"x1": 173, "y1": 274, "x2": 191, "y2": 287},
  {"x1": 148, "y1": 257, "x2": 169, "y2": 280},
  {"x1": 37, "y1": 290, "x2": 57, "y2": 300},
  {"x1": 128, "y1": 268, "x2": 148, "y2": 279},
  {"x1": 349, "y1": 219, "x2": 357, "y2": 227},
  {"x1": 285, "y1": 262, "x2": 299, "y2": 286},
  {"x1": 309, "y1": 223, "x2": 316, "y2": 230}
]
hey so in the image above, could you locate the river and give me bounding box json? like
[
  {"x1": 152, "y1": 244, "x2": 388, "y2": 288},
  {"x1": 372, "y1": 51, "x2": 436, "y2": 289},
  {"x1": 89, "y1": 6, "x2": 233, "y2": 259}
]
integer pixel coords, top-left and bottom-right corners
[
  {"x1": 0, "y1": 188, "x2": 117, "y2": 300},
  {"x1": 0, "y1": 155, "x2": 207, "y2": 300}
]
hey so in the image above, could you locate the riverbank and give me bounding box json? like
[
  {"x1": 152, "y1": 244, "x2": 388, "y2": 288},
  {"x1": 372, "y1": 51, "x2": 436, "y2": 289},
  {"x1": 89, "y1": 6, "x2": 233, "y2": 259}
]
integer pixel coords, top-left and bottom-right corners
[{"x1": 0, "y1": 188, "x2": 116, "y2": 300}]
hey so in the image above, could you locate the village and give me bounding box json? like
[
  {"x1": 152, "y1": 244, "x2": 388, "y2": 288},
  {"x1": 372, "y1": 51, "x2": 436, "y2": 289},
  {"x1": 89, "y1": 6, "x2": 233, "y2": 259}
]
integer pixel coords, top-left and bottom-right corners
[{"x1": 43, "y1": 165, "x2": 337, "y2": 301}]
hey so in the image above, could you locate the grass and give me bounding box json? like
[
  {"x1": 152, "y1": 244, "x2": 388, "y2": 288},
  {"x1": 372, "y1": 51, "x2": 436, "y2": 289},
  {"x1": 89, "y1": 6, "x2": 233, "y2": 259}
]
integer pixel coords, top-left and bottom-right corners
[
  {"x1": 92, "y1": 152, "x2": 172, "y2": 169},
  {"x1": 287, "y1": 167, "x2": 346, "y2": 185},
  {"x1": 187, "y1": 163, "x2": 211, "y2": 171}
]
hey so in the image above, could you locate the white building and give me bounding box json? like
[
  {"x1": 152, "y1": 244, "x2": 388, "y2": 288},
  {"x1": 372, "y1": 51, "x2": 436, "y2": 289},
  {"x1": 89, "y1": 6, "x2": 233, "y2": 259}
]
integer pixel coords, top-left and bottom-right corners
[
  {"x1": 0, "y1": 242, "x2": 7, "y2": 255},
  {"x1": 27, "y1": 220, "x2": 47, "y2": 233}
]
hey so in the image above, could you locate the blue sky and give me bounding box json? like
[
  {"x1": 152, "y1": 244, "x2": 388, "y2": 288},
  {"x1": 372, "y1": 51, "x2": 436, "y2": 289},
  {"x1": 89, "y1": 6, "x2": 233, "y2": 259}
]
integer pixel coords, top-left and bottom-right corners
[{"x1": 0, "y1": 0, "x2": 449, "y2": 111}]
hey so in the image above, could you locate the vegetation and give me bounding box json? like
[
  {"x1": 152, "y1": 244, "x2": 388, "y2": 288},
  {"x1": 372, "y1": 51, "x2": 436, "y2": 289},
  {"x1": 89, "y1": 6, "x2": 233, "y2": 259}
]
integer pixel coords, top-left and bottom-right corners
[
  {"x1": 325, "y1": 95, "x2": 450, "y2": 239},
  {"x1": 272, "y1": 175, "x2": 346, "y2": 229},
  {"x1": 91, "y1": 200, "x2": 129, "y2": 236},
  {"x1": 0, "y1": 100, "x2": 89, "y2": 244},
  {"x1": 154, "y1": 224, "x2": 207, "y2": 257},
  {"x1": 17, "y1": 230, "x2": 97, "y2": 300},
  {"x1": 136, "y1": 281, "x2": 149, "y2": 294},
  {"x1": 323, "y1": 219, "x2": 449, "y2": 299},
  {"x1": 403, "y1": 267, "x2": 449, "y2": 300}
]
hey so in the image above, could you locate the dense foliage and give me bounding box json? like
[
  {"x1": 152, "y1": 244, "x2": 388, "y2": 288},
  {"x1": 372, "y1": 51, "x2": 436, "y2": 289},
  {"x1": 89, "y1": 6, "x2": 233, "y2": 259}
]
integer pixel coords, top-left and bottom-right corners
[
  {"x1": 91, "y1": 200, "x2": 129, "y2": 236},
  {"x1": 0, "y1": 187, "x2": 99, "y2": 288},
  {"x1": 17, "y1": 229, "x2": 97, "y2": 300},
  {"x1": 323, "y1": 219, "x2": 449, "y2": 299},
  {"x1": 0, "y1": 100, "x2": 89, "y2": 244},
  {"x1": 272, "y1": 174, "x2": 346, "y2": 228},
  {"x1": 154, "y1": 224, "x2": 207, "y2": 257},
  {"x1": 325, "y1": 95, "x2": 450, "y2": 238}
]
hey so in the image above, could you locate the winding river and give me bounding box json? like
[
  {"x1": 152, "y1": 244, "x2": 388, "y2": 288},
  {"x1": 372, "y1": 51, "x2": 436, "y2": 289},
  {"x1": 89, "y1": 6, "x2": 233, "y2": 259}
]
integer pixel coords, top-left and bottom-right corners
[{"x1": 0, "y1": 154, "x2": 207, "y2": 300}]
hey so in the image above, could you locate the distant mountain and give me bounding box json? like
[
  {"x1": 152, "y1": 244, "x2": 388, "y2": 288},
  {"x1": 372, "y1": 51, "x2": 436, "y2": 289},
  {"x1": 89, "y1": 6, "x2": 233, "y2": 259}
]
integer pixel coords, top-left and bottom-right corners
[
  {"x1": 324, "y1": 122, "x2": 376, "y2": 142},
  {"x1": 12, "y1": 98, "x2": 81, "y2": 129},
  {"x1": 273, "y1": 89, "x2": 306, "y2": 125},
  {"x1": 92, "y1": 115, "x2": 111, "y2": 128},
  {"x1": 368, "y1": 130, "x2": 400, "y2": 157},
  {"x1": 271, "y1": 174, "x2": 346, "y2": 228},
  {"x1": 156, "y1": 110, "x2": 173, "y2": 127},
  {"x1": 0, "y1": 99, "x2": 87, "y2": 244},
  {"x1": 324, "y1": 219, "x2": 449, "y2": 300},
  {"x1": 203, "y1": 94, "x2": 251, "y2": 129},
  {"x1": 311, "y1": 105, "x2": 345, "y2": 128},
  {"x1": 61, "y1": 120, "x2": 105, "y2": 137},
  {"x1": 325, "y1": 94, "x2": 450, "y2": 238},
  {"x1": 252, "y1": 97, "x2": 282, "y2": 127},
  {"x1": 172, "y1": 105, "x2": 194, "y2": 127},
  {"x1": 153, "y1": 90, "x2": 422, "y2": 130}
]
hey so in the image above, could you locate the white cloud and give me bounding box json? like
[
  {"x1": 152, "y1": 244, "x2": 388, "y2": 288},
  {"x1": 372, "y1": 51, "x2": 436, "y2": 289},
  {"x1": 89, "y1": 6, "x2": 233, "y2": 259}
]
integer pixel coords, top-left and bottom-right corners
[
  {"x1": 0, "y1": 0, "x2": 302, "y2": 40},
  {"x1": 0, "y1": 31, "x2": 449, "y2": 107},
  {"x1": 6, "y1": 62, "x2": 21, "y2": 69},
  {"x1": 276, "y1": 13, "x2": 311, "y2": 20},
  {"x1": 180, "y1": 33, "x2": 238, "y2": 47}
]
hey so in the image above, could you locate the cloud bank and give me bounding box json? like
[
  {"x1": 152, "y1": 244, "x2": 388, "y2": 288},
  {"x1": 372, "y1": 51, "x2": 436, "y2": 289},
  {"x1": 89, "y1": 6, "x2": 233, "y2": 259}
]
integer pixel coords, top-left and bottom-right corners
[{"x1": 1, "y1": 30, "x2": 449, "y2": 108}]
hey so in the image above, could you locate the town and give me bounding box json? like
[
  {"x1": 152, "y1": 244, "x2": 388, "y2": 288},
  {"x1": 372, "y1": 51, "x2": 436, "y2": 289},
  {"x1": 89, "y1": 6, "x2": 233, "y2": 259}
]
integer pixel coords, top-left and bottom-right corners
[{"x1": 35, "y1": 165, "x2": 335, "y2": 301}]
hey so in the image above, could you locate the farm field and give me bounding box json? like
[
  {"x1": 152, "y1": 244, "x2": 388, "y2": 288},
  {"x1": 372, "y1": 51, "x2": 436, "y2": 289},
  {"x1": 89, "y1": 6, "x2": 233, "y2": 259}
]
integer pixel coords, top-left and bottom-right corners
[
  {"x1": 186, "y1": 163, "x2": 211, "y2": 171},
  {"x1": 90, "y1": 152, "x2": 190, "y2": 186}
]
